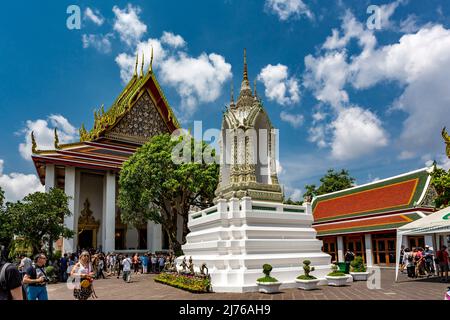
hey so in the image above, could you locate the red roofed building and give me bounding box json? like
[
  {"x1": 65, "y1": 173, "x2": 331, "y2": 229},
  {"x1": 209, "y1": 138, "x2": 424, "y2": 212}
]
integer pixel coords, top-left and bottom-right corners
[
  {"x1": 31, "y1": 56, "x2": 180, "y2": 254},
  {"x1": 312, "y1": 167, "x2": 438, "y2": 266}
]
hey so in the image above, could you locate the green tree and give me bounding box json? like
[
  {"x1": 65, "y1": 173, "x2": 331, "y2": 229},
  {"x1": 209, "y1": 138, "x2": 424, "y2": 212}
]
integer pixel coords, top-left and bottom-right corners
[
  {"x1": 0, "y1": 187, "x2": 13, "y2": 252},
  {"x1": 5, "y1": 188, "x2": 74, "y2": 257},
  {"x1": 118, "y1": 134, "x2": 219, "y2": 253},
  {"x1": 430, "y1": 166, "x2": 450, "y2": 208},
  {"x1": 304, "y1": 169, "x2": 355, "y2": 197}
]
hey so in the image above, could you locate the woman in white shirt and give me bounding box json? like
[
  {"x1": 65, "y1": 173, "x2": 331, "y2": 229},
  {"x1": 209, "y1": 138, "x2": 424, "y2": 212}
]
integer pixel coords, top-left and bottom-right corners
[{"x1": 70, "y1": 251, "x2": 96, "y2": 300}]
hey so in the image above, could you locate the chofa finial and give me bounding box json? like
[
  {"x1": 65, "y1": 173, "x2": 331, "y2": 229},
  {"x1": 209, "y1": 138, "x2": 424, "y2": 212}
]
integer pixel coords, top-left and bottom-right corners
[
  {"x1": 140, "y1": 52, "x2": 144, "y2": 77},
  {"x1": 148, "y1": 45, "x2": 154, "y2": 73},
  {"x1": 54, "y1": 128, "x2": 60, "y2": 149},
  {"x1": 31, "y1": 131, "x2": 37, "y2": 153},
  {"x1": 134, "y1": 53, "x2": 138, "y2": 77}
]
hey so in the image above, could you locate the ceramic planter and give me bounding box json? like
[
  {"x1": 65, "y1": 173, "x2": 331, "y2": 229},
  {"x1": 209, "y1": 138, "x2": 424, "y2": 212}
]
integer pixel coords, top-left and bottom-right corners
[
  {"x1": 295, "y1": 278, "x2": 320, "y2": 290},
  {"x1": 350, "y1": 271, "x2": 369, "y2": 281},
  {"x1": 256, "y1": 281, "x2": 282, "y2": 294},
  {"x1": 326, "y1": 275, "x2": 350, "y2": 287}
]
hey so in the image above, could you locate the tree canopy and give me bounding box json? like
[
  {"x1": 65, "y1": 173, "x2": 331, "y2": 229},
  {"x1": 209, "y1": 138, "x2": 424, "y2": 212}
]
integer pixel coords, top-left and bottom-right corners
[
  {"x1": 4, "y1": 187, "x2": 74, "y2": 256},
  {"x1": 118, "y1": 133, "x2": 219, "y2": 253},
  {"x1": 304, "y1": 169, "x2": 355, "y2": 198},
  {"x1": 430, "y1": 166, "x2": 450, "y2": 208}
]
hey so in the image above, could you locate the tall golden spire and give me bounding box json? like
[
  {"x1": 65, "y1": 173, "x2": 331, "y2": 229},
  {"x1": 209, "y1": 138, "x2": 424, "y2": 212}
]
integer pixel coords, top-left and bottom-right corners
[
  {"x1": 237, "y1": 48, "x2": 252, "y2": 105},
  {"x1": 140, "y1": 52, "x2": 144, "y2": 77},
  {"x1": 253, "y1": 79, "x2": 257, "y2": 97},
  {"x1": 230, "y1": 82, "x2": 235, "y2": 108},
  {"x1": 134, "y1": 53, "x2": 138, "y2": 77},
  {"x1": 243, "y1": 48, "x2": 248, "y2": 81}
]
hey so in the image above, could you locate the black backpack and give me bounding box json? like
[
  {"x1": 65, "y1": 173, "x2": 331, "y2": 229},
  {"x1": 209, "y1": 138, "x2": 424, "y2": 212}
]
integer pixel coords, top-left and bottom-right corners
[{"x1": 0, "y1": 263, "x2": 28, "y2": 300}]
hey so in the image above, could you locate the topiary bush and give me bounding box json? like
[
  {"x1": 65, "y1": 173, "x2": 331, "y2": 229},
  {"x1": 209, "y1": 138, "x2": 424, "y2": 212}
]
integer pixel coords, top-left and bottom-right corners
[
  {"x1": 350, "y1": 256, "x2": 366, "y2": 272},
  {"x1": 297, "y1": 259, "x2": 317, "y2": 280},
  {"x1": 327, "y1": 263, "x2": 345, "y2": 277},
  {"x1": 257, "y1": 264, "x2": 279, "y2": 282}
]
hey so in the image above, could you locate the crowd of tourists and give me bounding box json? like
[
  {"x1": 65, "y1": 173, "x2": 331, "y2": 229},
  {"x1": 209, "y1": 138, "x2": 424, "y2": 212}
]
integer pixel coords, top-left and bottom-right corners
[
  {"x1": 0, "y1": 246, "x2": 173, "y2": 300},
  {"x1": 400, "y1": 245, "x2": 449, "y2": 282}
]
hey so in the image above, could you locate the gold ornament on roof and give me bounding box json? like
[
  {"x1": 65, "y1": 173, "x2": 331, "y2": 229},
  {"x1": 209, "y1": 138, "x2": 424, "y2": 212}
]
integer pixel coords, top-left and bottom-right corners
[
  {"x1": 31, "y1": 131, "x2": 37, "y2": 154},
  {"x1": 54, "y1": 128, "x2": 60, "y2": 149},
  {"x1": 443, "y1": 127, "x2": 450, "y2": 158},
  {"x1": 148, "y1": 45, "x2": 153, "y2": 73}
]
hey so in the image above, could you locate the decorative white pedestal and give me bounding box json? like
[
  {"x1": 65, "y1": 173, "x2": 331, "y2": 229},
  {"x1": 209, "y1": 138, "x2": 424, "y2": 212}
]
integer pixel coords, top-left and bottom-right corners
[{"x1": 178, "y1": 197, "x2": 331, "y2": 293}]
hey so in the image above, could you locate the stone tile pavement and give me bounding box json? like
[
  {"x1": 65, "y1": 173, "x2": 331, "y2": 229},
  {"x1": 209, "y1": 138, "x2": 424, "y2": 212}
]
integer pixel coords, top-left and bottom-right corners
[{"x1": 47, "y1": 269, "x2": 449, "y2": 300}]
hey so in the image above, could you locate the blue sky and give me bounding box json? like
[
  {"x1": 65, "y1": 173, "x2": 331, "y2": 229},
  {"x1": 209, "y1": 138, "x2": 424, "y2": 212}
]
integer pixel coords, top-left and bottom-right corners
[{"x1": 0, "y1": 0, "x2": 449, "y2": 202}]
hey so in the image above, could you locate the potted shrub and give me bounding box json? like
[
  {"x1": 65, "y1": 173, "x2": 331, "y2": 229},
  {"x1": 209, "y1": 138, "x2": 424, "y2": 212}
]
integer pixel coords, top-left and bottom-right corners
[
  {"x1": 256, "y1": 264, "x2": 281, "y2": 294},
  {"x1": 326, "y1": 263, "x2": 350, "y2": 287},
  {"x1": 350, "y1": 256, "x2": 369, "y2": 281},
  {"x1": 296, "y1": 260, "x2": 320, "y2": 290}
]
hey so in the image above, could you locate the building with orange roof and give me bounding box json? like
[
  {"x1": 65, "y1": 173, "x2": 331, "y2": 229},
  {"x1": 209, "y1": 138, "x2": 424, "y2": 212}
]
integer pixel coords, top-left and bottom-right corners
[{"x1": 312, "y1": 167, "x2": 438, "y2": 266}]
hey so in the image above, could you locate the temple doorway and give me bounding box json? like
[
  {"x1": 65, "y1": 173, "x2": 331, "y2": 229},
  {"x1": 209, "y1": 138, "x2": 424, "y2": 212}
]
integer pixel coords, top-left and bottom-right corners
[
  {"x1": 78, "y1": 230, "x2": 93, "y2": 250},
  {"x1": 77, "y1": 198, "x2": 99, "y2": 251}
]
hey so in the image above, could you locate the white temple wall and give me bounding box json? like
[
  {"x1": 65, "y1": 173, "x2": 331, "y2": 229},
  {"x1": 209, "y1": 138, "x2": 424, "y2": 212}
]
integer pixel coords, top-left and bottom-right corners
[{"x1": 78, "y1": 172, "x2": 104, "y2": 249}]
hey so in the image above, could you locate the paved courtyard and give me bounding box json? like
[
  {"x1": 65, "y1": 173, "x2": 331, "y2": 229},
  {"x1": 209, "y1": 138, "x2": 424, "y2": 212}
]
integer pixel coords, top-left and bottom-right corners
[{"x1": 47, "y1": 269, "x2": 448, "y2": 300}]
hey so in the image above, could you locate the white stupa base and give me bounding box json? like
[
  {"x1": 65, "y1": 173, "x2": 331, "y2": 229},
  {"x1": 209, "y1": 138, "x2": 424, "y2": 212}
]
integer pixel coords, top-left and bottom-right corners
[{"x1": 178, "y1": 197, "x2": 333, "y2": 293}]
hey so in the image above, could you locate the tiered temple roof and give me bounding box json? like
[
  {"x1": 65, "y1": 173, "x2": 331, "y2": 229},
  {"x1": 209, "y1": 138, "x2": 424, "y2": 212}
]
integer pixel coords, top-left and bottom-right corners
[
  {"x1": 312, "y1": 167, "x2": 437, "y2": 236},
  {"x1": 32, "y1": 52, "x2": 179, "y2": 184}
]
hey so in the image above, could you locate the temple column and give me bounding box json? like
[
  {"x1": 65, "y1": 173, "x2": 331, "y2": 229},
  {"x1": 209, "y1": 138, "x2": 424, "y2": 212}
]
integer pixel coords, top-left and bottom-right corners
[
  {"x1": 102, "y1": 171, "x2": 116, "y2": 253},
  {"x1": 45, "y1": 164, "x2": 55, "y2": 192},
  {"x1": 147, "y1": 220, "x2": 153, "y2": 251},
  {"x1": 337, "y1": 236, "x2": 344, "y2": 262},
  {"x1": 152, "y1": 223, "x2": 162, "y2": 252},
  {"x1": 364, "y1": 234, "x2": 373, "y2": 267},
  {"x1": 63, "y1": 167, "x2": 76, "y2": 254}
]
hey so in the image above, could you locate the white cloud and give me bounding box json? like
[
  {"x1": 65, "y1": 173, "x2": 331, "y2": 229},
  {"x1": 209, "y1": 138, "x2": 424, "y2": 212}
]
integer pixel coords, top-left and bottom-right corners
[
  {"x1": 330, "y1": 107, "x2": 388, "y2": 161},
  {"x1": 399, "y1": 15, "x2": 421, "y2": 33},
  {"x1": 349, "y1": 25, "x2": 450, "y2": 157},
  {"x1": 115, "y1": 31, "x2": 232, "y2": 115},
  {"x1": 398, "y1": 151, "x2": 416, "y2": 160},
  {"x1": 304, "y1": 51, "x2": 349, "y2": 109},
  {"x1": 115, "y1": 38, "x2": 166, "y2": 83},
  {"x1": 308, "y1": 125, "x2": 327, "y2": 148},
  {"x1": 265, "y1": 0, "x2": 313, "y2": 21},
  {"x1": 280, "y1": 111, "x2": 304, "y2": 128},
  {"x1": 161, "y1": 31, "x2": 186, "y2": 48},
  {"x1": 284, "y1": 186, "x2": 302, "y2": 202},
  {"x1": 82, "y1": 33, "x2": 113, "y2": 54},
  {"x1": 84, "y1": 7, "x2": 104, "y2": 26},
  {"x1": 18, "y1": 115, "x2": 78, "y2": 160},
  {"x1": 258, "y1": 64, "x2": 300, "y2": 105},
  {"x1": 159, "y1": 52, "x2": 232, "y2": 115},
  {"x1": 113, "y1": 4, "x2": 147, "y2": 46},
  {"x1": 423, "y1": 154, "x2": 450, "y2": 171},
  {"x1": 304, "y1": 10, "x2": 450, "y2": 162},
  {"x1": 312, "y1": 111, "x2": 326, "y2": 123},
  {"x1": 378, "y1": 0, "x2": 405, "y2": 30},
  {"x1": 322, "y1": 10, "x2": 376, "y2": 51},
  {"x1": 0, "y1": 160, "x2": 44, "y2": 203}
]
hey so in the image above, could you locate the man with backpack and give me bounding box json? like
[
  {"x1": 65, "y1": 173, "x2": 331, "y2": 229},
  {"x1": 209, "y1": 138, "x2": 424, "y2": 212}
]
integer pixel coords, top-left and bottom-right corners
[{"x1": 0, "y1": 250, "x2": 24, "y2": 300}]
